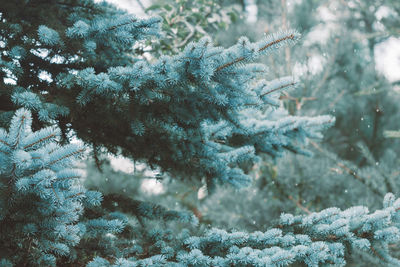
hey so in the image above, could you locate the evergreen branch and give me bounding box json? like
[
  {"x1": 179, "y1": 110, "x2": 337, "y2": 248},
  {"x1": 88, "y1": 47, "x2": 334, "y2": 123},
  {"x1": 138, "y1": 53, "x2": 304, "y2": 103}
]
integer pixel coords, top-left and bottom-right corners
[
  {"x1": 13, "y1": 114, "x2": 27, "y2": 148},
  {"x1": 260, "y1": 80, "x2": 296, "y2": 97},
  {"x1": 259, "y1": 34, "x2": 295, "y2": 52},
  {"x1": 370, "y1": 245, "x2": 386, "y2": 262},
  {"x1": 172, "y1": 194, "x2": 400, "y2": 266},
  {"x1": 215, "y1": 33, "x2": 296, "y2": 72},
  {"x1": 48, "y1": 148, "x2": 85, "y2": 166},
  {"x1": 51, "y1": 183, "x2": 61, "y2": 201},
  {"x1": 107, "y1": 19, "x2": 138, "y2": 31},
  {"x1": 0, "y1": 138, "x2": 11, "y2": 147},
  {"x1": 23, "y1": 133, "x2": 57, "y2": 150},
  {"x1": 54, "y1": 175, "x2": 81, "y2": 181},
  {"x1": 67, "y1": 192, "x2": 84, "y2": 199},
  {"x1": 0, "y1": 109, "x2": 105, "y2": 266}
]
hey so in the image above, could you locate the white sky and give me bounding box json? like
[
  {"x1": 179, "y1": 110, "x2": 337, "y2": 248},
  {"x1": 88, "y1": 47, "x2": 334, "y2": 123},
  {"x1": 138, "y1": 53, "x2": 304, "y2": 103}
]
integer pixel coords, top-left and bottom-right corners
[{"x1": 376, "y1": 37, "x2": 400, "y2": 82}]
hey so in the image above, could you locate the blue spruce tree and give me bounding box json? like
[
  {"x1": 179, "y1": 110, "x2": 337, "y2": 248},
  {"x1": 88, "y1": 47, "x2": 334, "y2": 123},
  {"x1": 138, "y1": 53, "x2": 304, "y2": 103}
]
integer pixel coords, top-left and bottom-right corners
[
  {"x1": 0, "y1": 108, "x2": 87, "y2": 266},
  {"x1": 1, "y1": 0, "x2": 400, "y2": 266},
  {"x1": 0, "y1": 108, "x2": 125, "y2": 266}
]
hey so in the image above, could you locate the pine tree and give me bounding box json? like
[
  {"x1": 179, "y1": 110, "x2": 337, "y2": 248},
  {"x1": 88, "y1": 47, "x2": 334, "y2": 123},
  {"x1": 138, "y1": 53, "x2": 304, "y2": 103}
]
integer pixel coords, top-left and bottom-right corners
[
  {"x1": 0, "y1": 0, "x2": 333, "y2": 188},
  {"x1": 1, "y1": 0, "x2": 400, "y2": 266}
]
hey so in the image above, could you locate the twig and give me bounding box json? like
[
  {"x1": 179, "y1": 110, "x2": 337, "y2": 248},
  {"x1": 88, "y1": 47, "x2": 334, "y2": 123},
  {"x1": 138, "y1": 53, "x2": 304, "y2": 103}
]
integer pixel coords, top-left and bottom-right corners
[
  {"x1": 288, "y1": 195, "x2": 311, "y2": 214},
  {"x1": 260, "y1": 81, "x2": 296, "y2": 97},
  {"x1": 216, "y1": 34, "x2": 296, "y2": 72}
]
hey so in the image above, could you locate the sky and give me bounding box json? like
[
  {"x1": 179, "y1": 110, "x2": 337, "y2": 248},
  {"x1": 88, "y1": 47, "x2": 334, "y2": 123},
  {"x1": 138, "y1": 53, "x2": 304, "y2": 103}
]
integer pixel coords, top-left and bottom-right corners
[{"x1": 376, "y1": 37, "x2": 400, "y2": 83}]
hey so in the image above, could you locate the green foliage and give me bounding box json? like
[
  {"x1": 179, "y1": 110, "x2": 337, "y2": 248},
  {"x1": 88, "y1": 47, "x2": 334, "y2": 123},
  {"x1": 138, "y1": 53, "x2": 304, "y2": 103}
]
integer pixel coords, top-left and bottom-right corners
[{"x1": 144, "y1": 0, "x2": 241, "y2": 56}]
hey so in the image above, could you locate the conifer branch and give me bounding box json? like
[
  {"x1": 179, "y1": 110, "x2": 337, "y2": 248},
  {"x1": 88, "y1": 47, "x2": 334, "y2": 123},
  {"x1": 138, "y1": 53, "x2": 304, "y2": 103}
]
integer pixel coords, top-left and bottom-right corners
[
  {"x1": 51, "y1": 184, "x2": 61, "y2": 201},
  {"x1": 23, "y1": 133, "x2": 57, "y2": 150},
  {"x1": 48, "y1": 148, "x2": 85, "y2": 166},
  {"x1": 13, "y1": 114, "x2": 26, "y2": 148},
  {"x1": 216, "y1": 33, "x2": 296, "y2": 72},
  {"x1": 0, "y1": 138, "x2": 11, "y2": 147},
  {"x1": 260, "y1": 81, "x2": 296, "y2": 97},
  {"x1": 54, "y1": 175, "x2": 81, "y2": 181},
  {"x1": 108, "y1": 19, "x2": 138, "y2": 31},
  {"x1": 0, "y1": 109, "x2": 114, "y2": 266}
]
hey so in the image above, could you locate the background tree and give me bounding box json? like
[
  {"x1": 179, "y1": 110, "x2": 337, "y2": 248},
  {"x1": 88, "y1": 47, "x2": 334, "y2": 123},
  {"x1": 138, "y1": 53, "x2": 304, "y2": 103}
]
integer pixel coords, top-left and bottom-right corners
[{"x1": 198, "y1": 0, "x2": 400, "y2": 265}]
